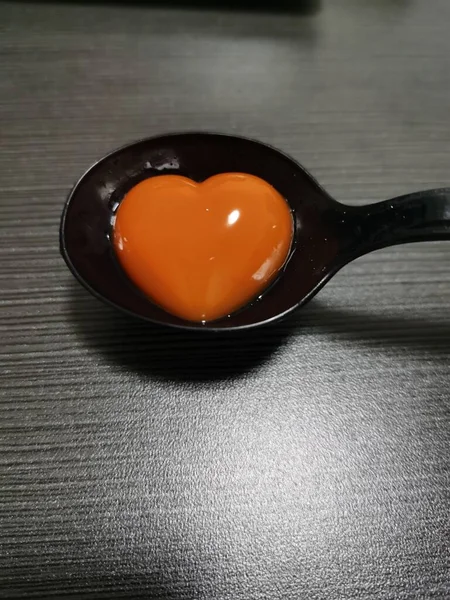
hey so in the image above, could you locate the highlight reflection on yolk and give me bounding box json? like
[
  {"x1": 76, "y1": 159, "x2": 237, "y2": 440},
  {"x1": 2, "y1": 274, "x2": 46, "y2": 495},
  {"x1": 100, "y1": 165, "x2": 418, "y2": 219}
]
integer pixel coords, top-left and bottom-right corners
[{"x1": 113, "y1": 173, "x2": 293, "y2": 322}]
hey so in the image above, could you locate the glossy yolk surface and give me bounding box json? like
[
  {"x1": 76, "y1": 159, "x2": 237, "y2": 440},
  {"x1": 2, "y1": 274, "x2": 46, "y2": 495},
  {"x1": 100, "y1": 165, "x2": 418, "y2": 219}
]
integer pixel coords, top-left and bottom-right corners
[{"x1": 113, "y1": 173, "x2": 293, "y2": 322}]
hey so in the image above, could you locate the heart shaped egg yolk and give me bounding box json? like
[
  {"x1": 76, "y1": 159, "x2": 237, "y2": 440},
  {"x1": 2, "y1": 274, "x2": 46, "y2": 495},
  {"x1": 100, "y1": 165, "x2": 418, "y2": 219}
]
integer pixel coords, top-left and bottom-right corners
[{"x1": 113, "y1": 173, "x2": 293, "y2": 322}]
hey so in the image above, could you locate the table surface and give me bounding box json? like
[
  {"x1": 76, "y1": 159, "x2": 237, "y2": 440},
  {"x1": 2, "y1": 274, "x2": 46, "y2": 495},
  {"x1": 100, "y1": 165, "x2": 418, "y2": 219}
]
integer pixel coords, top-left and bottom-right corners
[{"x1": 1, "y1": 1, "x2": 449, "y2": 598}]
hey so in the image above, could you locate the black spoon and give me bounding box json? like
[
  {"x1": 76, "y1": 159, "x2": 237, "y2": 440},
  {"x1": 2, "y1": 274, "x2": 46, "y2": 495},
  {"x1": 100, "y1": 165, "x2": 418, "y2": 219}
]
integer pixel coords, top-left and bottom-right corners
[{"x1": 60, "y1": 133, "x2": 450, "y2": 331}]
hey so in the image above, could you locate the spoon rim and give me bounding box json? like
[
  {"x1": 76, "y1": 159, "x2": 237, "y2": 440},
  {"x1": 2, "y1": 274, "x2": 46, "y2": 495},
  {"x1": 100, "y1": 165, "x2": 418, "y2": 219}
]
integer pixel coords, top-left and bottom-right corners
[{"x1": 60, "y1": 131, "x2": 339, "y2": 332}]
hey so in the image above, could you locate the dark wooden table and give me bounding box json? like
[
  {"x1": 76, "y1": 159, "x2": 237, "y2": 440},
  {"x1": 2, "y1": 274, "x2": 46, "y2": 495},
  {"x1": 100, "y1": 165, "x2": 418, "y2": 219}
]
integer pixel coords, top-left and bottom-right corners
[{"x1": 1, "y1": 1, "x2": 449, "y2": 598}]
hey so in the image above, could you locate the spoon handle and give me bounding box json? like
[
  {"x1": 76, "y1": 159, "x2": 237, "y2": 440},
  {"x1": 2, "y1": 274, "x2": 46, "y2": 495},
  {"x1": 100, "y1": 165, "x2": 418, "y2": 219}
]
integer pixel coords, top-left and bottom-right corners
[{"x1": 354, "y1": 188, "x2": 450, "y2": 253}]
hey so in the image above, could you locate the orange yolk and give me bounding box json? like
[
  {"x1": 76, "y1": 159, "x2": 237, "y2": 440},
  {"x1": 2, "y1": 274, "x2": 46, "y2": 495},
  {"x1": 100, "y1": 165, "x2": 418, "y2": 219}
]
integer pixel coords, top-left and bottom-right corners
[{"x1": 113, "y1": 173, "x2": 293, "y2": 322}]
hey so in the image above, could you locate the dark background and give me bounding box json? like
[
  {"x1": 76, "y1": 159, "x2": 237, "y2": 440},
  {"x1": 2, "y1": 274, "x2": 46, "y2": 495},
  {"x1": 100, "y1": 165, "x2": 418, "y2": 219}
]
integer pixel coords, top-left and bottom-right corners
[{"x1": 1, "y1": 1, "x2": 449, "y2": 598}]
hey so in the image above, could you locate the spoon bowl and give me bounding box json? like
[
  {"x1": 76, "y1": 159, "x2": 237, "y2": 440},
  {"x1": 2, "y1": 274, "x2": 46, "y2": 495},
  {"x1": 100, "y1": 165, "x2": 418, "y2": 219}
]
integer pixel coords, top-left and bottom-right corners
[{"x1": 60, "y1": 133, "x2": 450, "y2": 331}]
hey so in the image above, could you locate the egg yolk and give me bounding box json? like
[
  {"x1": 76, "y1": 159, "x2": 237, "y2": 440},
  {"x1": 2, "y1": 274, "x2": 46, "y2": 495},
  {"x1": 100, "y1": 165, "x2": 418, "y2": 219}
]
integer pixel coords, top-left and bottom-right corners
[{"x1": 113, "y1": 173, "x2": 293, "y2": 322}]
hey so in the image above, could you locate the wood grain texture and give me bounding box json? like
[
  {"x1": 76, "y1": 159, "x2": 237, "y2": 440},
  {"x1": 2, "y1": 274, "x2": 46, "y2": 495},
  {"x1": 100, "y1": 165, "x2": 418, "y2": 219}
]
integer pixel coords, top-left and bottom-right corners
[{"x1": 0, "y1": 1, "x2": 449, "y2": 598}]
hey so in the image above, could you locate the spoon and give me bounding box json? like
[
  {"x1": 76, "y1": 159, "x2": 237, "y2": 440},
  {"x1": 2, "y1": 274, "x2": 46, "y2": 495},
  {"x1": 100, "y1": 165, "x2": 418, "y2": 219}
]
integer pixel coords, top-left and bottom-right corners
[{"x1": 60, "y1": 133, "x2": 450, "y2": 331}]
